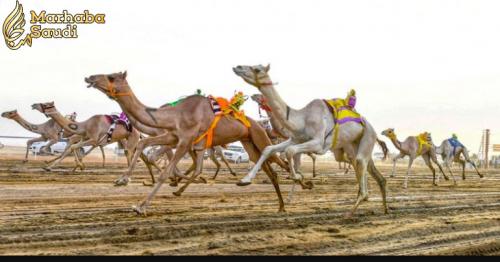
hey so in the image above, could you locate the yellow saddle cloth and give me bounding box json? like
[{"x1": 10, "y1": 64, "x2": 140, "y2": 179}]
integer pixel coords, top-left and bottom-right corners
[
  {"x1": 416, "y1": 132, "x2": 432, "y2": 155},
  {"x1": 194, "y1": 95, "x2": 251, "y2": 148},
  {"x1": 325, "y1": 99, "x2": 364, "y2": 148}
]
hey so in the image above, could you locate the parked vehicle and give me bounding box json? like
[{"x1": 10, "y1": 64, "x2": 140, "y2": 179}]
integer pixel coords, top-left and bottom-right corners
[
  {"x1": 222, "y1": 145, "x2": 249, "y2": 164},
  {"x1": 30, "y1": 139, "x2": 92, "y2": 156}
]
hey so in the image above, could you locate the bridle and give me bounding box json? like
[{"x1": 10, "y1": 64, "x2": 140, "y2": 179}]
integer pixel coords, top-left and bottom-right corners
[
  {"x1": 41, "y1": 104, "x2": 55, "y2": 117},
  {"x1": 107, "y1": 81, "x2": 131, "y2": 99}
]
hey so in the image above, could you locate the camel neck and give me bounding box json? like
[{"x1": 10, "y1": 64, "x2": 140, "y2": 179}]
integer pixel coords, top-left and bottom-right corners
[
  {"x1": 390, "y1": 136, "x2": 403, "y2": 152},
  {"x1": 126, "y1": 113, "x2": 163, "y2": 136},
  {"x1": 259, "y1": 83, "x2": 298, "y2": 132},
  {"x1": 47, "y1": 110, "x2": 86, "y2": 135},
  {"x1": 13, "y1": 115, "x2": 41, "y2": 134},
  {"x1": 115, "y1": 90, "x2": 177, "y2": 130}
]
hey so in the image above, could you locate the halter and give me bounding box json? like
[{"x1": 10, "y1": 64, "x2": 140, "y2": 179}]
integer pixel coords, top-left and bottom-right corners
[
  {"x1": 253, "y1": 72, "x2": 275, "y2": 88},
  {"x1": 107, "y1": 81, "x2": 131, "y2": 99}
]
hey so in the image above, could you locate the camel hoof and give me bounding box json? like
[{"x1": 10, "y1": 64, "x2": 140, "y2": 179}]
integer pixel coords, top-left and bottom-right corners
[
  {"x1": 114, "y1": 177, "x2": 130, "y2": 186},
  {"x1": 142, "y1": 181, "x2": 154, "y2": 187},
  {"x1": 231, "y1": 172, "x2": 238, "y2": 177},
  {"x1": 302, "y1": 181, "x2": 314, "y2": 190},
  {"x1": 443, "y1": 176, "x2": 450, "y2": 181},
  {"x1": 131, "y1": 205, "x2": 147, "y2": 216},
  {"x1": 343, "y1": 212, "x2": 354, "y2": 220},
  {"x1": 172, "y1": 191, "x2": 182, "y2": 197},
  {"x1": 278, "y1": 208, "x2": 286, "y2": 213},
  {"x1": 169, "y1": 182, "x2": 178, "y2": 187},
  {"x1": 236, "y1": 181, "x2": 252, "y2": 187},
  {"x1": 198, "y1": 177, "x2": 207, "y2": 184},
  {"x1": 42, "y1": 167, "x2": 51, "y2": 172}
]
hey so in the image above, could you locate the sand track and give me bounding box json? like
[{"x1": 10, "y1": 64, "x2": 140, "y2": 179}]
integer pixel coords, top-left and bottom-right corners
[{"x1": 0, "y1": 159, "x2": 498, "y2": 255}]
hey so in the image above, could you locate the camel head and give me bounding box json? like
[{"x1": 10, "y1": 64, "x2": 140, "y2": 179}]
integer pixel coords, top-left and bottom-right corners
[
  {"x1": 32, "y1": 102, "x2": 56, "y2": 118},
  {"x1": 233, "y1": 64, "x2": 272, "y2": 89},
  {"x1": 381, "y1": 128, "x2": 397, "y2": 140},
  {"x1": 251, "y1": 93, "x2": 272, "y2": 112},
  {"x1": 85, "y1": 71, "x2": 130, "y2": 100},
  {"x1": 1, "y1": 110, "x2": 18, "y2": 119}
]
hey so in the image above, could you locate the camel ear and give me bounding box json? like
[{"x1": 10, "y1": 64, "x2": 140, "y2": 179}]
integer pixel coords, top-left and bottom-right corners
[
  {"x1": 122, "y1": 71, "x2": 128, "y2": 79},
  {"x1": 265, "y1": 64, "x2": 271, "y2": 73}
]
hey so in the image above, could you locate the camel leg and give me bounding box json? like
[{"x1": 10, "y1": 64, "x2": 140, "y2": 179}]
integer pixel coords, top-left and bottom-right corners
[
  {"x1": 99, "y1": 146, "x2": 106, "y2": 167},
  {"x1": 24, "y1": 137, "x2": 46, "y2": 163},
  {"x1": 217, "y1": 147, "x2": 237, "y2": 177},
  {"x1": 403, "y1": 157, "x2": 414, "y2": 189},
  {"x1": 132, "y1": 138, "x2": 190, "y2": 216},
  {"x1": 139, "y1": 153, "x2": 156, "y2": 186},
  {"x1": 367, "y1": 159, "x2": 389, "y2": 214},
  {"x1": 422, "y1": 154, "x2": 438, "y2": 186},
  {"x1": 242, "y1": 141, "x2": 285, "y2": 212},
  {"x1": 462, "y1": 150, "x2": 483, "y2": 178},
  {"x1": 238, "y1": 139, "x2": 294, "y2": 186},
  {"x1": 283, "y1": 139, "x2": 324, "y2": 181},
  {"x1": 347, "y1": 156, "x2": 369, "y2": 218},
  {"x1": 173, "y1": 149, "x2": 205, "y2": 196},
  {"x1": 44, "y1": 138, "x2": 86, "y2": 171},
  {"x1": 308, "y1": 153, "x2": 317, "y2": 177},
  {"x1": 391, "y1": 153, "x2": 404, "y2": 178},
  {"x1": 41, "y1": 139, "x2": 57, "y2": 155},
  {"x1": 430, "y1": 149, "x2": 449, "y2": 182},
  {"x1": 208, "y1": 149, "x2": 222, "y2": 180},
  {"x1": 442, "y1": 156, "x2": 454, "y2": 184},
  {"x1": 115, "y1": 135, "x2": 188, "y2": 186},
  {"x1": 457, "y1": 158, "x2": 467, "y2": 181}
]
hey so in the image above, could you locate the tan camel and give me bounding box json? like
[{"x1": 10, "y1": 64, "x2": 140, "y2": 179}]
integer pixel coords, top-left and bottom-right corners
[
  {"x1": 85, "y1": 71, "x2": 290, "y2": 215},
  {"x1": 1, "y1": 110, "x2": 62, "y2": 162},
  {"x1": 252, "y1": 94, "x2": 318, "y2": 177},
  {"x1": 233, "y1": 64, "x2": 388, "y2": 217},
  {"x1": 40, "y1": 112, "x2": 107, "y2": 169},
  {"x1": 381, "y1": 128, "x2": 449, "y2": 188},
  {"x1": 31, "y1": 102, "x2": 157, "y2": 178}
]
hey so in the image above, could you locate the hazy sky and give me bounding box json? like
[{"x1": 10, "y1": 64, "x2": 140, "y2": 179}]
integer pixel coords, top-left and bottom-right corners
[{"x1": 0, "y1": 0, "x2": 499, "y2": 154}]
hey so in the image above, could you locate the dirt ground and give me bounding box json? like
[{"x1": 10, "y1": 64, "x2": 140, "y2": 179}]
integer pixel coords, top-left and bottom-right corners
[{"x1": 0, "y1": 151, "x2": 499, "y2": 255}]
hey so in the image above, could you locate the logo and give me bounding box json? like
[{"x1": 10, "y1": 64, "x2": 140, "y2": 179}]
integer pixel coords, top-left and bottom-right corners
[{"x1": 2, "y1": 0, "x2": 105, "y2": 50}]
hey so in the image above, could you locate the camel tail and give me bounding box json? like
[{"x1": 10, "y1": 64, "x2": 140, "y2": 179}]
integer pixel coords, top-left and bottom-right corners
[{"x1": 376, "y1": 138, "x2": 389, "y2": 161}]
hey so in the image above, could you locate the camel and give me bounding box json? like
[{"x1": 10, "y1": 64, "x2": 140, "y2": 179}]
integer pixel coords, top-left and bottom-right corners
[
  {"x1": 381, "y1": 128, "x2": 449, "y2": 188},
  {"x1": 31, "y1": 102, "x2": 158, "y2": 180},
  {"x1": 40, "y1": 112, "x2": 107, "y2": 169},
  {"x1": 112, "y1": 106, "x2": 236, "y2": 187},
  {"x1": 85, "y1": 71, "x2": 290, "y2": 215},
  {"x1": 233, "y1": 64, "x2": 389, "y2": 217},
  {"x1": 435, "y1": 135, "x2": 483, "y2": 180},
  {"x1": 252, "y1": 94, "x2": 318, "y2": 177},
  {"x1": 1, "y1": 110, "x2": 62, "y2": 162}
]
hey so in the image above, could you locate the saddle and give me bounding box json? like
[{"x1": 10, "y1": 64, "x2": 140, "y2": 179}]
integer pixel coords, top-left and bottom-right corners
[
  {"x1": 324, "y1": 98, "x2": 364, "y2": 148},
  {"x1": 416, "y1": 132, "x2": 432, "y2": 155},
  {"x1": 448, "y1": 138, "x2": 464, "y2": 156},
  {"x1": 194, "y1": 94, "x2": 251, "y2": 148},
  {"x1": 105, "y1": 113, "x2": 132, "y2": 142}
]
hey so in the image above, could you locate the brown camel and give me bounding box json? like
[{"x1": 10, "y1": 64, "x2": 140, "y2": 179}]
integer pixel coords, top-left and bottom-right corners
[
  {"x1": 31, "y1": 102, "x2": 158, "y2": 179},
  {"x1": 85, "y1": 71, "x2": 290, "y2": 215},
  {"x1": 1, "y1": 110, "x2": 62, "y2": 162},
  {"x1": 381, "y1": 128, "x2": 449, "y2": 188},
  {"x1": 113, "y1": 108, "x2": 235, "y2": 187}
]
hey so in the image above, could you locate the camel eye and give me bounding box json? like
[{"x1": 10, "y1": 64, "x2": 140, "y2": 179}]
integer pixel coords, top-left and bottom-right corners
[
  {"x1": 254, "y1": 68, "x2": 261, "y2": 73},
  {"x1": 108, "y1": 75, "x2": 115, "y2": 82}
]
